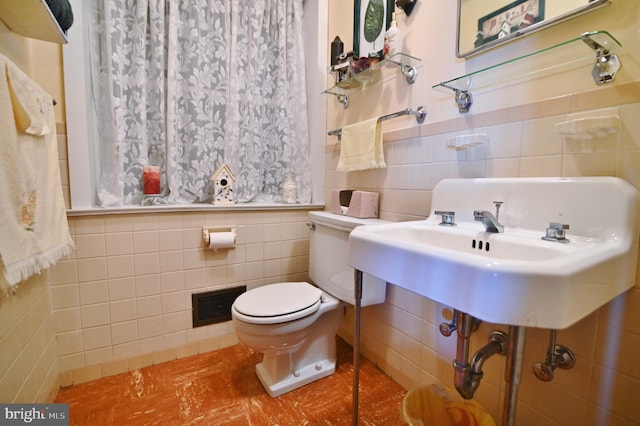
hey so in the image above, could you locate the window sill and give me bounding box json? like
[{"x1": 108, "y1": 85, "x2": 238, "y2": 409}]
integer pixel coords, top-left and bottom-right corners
[{"x1": 66, "y1": 203, "x2": 326, "y2": 217}]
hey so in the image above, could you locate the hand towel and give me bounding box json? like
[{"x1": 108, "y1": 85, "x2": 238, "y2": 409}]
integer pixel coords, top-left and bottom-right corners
[
  {"x1": 0, "y1": 54, "x2": 74, "y2": 293},
  {"x1": 336, "y1": 117, "x2": 386, "y2": 172}
]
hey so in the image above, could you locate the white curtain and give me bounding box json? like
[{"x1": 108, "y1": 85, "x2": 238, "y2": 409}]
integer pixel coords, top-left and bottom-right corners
[{"x1": 88, "y1": 0, "x2": 311, "y2": 206}]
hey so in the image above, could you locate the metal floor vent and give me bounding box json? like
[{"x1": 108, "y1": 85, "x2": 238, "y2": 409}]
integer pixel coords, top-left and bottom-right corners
[{"x1": 192, "y1": 286, "x2": 246, "y2": 328}]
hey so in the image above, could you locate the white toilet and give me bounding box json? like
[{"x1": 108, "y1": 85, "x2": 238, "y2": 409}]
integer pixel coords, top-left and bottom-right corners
[{"x1": 231, "y1": 211, "x2": 388, "y2": 397}]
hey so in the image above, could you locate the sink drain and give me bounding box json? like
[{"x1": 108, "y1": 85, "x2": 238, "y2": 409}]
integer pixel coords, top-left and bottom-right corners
[{"x1": 471, "y1": 239, "x2": 491, "y2": 252}]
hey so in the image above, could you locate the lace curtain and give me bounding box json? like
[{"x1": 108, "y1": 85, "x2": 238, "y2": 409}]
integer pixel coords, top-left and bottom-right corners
[{"x1": 88, "y1": 0, "x2": 311, "y2": 206}]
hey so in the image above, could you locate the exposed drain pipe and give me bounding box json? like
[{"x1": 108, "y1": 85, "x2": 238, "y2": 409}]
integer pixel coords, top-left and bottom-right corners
[
  {"x1": 443, "y1": 311, "x2": 518, "y2": 425},
  {"x1": 451, "y1": 310, "x2": 475, "y2": 399},
  {"x1": 469, "y1": 331, "x2": 508, "y2": 380},
  {"x1": 445, "y1": 311, "x2": 508, "y2": 400},
  {"x1": 443, "y1": 315, "x2": 573, "y2": 425}
]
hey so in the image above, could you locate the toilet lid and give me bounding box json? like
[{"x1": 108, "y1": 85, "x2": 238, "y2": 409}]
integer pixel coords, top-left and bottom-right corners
[{"x1": 233, "y1": 282, "x2": 322, "y2": 323}]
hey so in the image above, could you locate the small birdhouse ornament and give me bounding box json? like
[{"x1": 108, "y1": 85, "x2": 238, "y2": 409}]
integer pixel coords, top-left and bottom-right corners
[{"x1": 211, "y1": 163, "x2": 235, "y2": 205}]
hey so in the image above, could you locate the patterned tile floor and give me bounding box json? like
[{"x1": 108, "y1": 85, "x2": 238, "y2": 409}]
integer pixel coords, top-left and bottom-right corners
[{"x1": 55, "y1": 337, "x2": 408, "y2": 425}]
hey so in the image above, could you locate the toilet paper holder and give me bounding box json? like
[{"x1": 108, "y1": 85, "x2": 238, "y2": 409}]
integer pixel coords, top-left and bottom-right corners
[{"x1": 202, "y1": 226, "x2": 237, "y2": 246}]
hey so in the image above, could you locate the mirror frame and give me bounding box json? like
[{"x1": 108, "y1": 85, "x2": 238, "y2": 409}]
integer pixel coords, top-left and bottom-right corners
[{"x1": 456, "y1": 0, "x2": 612, "y2": 58}]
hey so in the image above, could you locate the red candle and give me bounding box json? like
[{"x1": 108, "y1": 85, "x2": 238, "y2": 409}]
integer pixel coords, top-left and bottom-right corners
[{"x1": 143, "y1": 166, "x2": 161, "y2": 194}]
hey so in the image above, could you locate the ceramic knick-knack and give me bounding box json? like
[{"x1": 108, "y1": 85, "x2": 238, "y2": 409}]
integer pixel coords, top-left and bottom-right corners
[
  {"x1": 384, "y1": 12, "x2": 403, "y2": 58},
  {"x1": 282, "y1": 173, "x2": 297, "y2": 204}
]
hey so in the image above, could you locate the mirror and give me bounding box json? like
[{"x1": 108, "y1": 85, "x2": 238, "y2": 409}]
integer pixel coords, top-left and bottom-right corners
[{"x1": 457, "y1": 0, "x2": 611, "y2": 57}]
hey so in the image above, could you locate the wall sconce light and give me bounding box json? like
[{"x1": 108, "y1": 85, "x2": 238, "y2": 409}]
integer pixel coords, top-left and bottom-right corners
[{"x1": 395, "y1": 0, "x2": 416, "y2": 16}]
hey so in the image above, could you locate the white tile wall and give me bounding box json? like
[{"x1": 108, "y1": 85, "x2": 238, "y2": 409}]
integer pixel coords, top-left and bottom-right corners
[
  {"x1": 0, "y1": 273, "x2": 59, "y2": 403},
  {"x1": 44, "y1": 209, "x2": 312, "y2": 387}
]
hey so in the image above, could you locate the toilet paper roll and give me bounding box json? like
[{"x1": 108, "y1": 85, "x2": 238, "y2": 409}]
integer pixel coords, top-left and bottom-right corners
[{"x1": 207, "y1": 231, "x2": 235, "y2": 251}]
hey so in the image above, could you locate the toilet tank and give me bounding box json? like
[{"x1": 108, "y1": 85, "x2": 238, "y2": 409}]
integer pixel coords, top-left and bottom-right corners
[{"x1": 308, "y1": 211, "x2": 387, "y2": 306}]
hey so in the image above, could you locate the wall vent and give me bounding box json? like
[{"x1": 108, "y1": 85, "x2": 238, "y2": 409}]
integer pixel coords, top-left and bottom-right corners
[{"x1": 192, "y1": 286, "x2": 246, "y2": 328}]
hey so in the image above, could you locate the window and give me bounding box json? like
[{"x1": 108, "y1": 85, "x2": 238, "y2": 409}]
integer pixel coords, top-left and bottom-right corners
[{"x1": 63, "y1": 0, "x2": 326, "y2": 210}]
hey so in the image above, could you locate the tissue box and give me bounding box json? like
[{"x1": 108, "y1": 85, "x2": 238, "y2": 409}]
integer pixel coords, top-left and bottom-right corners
[
  {"x1": 330, "y1": 190, "x2": 343, "y2": 215},
  {"x1": 346, "y1": 191, "x2": 379, "y2": 218},
  {"x1": 330, "y1": 190, "x2": 354, "y2": 215}
]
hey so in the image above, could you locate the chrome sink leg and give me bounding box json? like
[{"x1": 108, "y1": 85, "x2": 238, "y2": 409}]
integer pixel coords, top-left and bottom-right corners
[
  {"x1": 503, "y1": 326, "x2": 526, "y2": 426},
  {"x1": 352, "y1": 269, "x2": 363, "y2": 426}
]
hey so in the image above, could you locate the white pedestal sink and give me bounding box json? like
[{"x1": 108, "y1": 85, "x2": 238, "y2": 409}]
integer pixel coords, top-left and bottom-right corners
[{"x1": 349, "y1": 177, "x2": 640, "y2": 329}]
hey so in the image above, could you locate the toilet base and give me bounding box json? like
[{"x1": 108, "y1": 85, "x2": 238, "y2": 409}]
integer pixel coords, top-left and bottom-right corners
[{"x1": 256, "y1": 357, "x2": 336, "y2": 397}]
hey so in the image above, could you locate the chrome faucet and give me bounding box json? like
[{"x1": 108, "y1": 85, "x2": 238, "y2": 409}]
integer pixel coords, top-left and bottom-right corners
[{"x1": 474, "y1": 201, "x2": 504, "y2": 233}]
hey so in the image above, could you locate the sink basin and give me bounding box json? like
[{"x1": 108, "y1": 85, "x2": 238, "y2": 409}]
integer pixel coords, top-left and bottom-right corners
[{"x1": 349, "y1": 177, "x2": 640, "y2": 329}]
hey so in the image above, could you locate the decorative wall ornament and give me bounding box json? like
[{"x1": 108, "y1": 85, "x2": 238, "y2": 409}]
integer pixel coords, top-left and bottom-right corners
[
  {"x1": 211, "y1": 163, "x2": 235, "y2": 205},
  {"x1": 353, "y1": 0, "x2": 394, "y2": 58},
  {"x1": 476, "y1": 0, "x2": 545, "y2": 48},
  {"x1": 395, "y1": 0, "x2": 416, "y2": 17}
]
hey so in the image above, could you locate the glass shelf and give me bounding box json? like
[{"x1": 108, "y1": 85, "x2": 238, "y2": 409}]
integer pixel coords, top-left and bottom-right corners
[
  {"x1": 323, "y1": 53, "x2": 421, "y2": 106},
  {"x1": 432, "y1": 30, "x2": 622, "y2": 112}
]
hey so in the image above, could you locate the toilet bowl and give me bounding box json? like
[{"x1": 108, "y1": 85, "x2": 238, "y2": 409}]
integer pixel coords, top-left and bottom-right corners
[
  {"x1": 232, "y1": 282, "x2": 343, "y2": 396},
  {"x1": 231, "y1": 211, "x2": 388, "y2": 397}
]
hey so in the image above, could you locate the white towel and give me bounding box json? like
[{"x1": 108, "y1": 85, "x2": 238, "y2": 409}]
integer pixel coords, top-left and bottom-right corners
[
  {"x1": 0, "y1": 54, "x2": 74, "y2": 293},
  {"x1": 336, "y1": 117, "x2": 386, "y2": 172}
]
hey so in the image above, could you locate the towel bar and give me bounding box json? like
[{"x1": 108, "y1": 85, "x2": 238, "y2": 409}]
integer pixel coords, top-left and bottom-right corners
[{"x1": 328, "y1": 106, "x2": 426, "y2": 138}]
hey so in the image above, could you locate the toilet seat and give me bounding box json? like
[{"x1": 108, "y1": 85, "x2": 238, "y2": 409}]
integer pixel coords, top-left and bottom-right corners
[{"x1": 233, "y1": 282, "x2": 323, "y2": 325}]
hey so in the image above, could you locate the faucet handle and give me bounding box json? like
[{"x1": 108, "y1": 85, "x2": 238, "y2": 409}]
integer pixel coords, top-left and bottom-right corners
[
  {"x1": 439, "y1": 319, "x2": 457, "y2": 337},
  {"x1": 434, "y1": 211, "x2": 456, "y2": 226},
  {"x1": 542, "y1": 222, "x2": 570, "y2": 243}
]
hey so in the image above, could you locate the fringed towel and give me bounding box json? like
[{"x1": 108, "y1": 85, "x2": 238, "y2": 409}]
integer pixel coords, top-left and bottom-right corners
[
  {"x1": 0, "y1": 54, "x2": 74, "y2": 294},
  {"x1": 336, "y1": 117, "x2": 386, "y2": 172}
]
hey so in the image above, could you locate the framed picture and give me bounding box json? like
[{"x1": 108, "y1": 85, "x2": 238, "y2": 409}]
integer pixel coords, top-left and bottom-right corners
[
  {"x1": 475, "y1": 0, "x2": 545, "y2": 48},
  {"x1": 353, "y1": 0, "x2": 394, "y2": 58}
]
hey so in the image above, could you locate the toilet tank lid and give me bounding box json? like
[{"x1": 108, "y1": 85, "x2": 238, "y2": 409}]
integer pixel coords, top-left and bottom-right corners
[
  {"x1": 308, "y1": 211, "x2": 389, "y2": 232},
  {"x1": 233, "y1": 282, "x2": 322, "y2": 318}
]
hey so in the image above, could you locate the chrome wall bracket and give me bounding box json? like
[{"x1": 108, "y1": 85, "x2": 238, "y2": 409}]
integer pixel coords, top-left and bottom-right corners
[
  {"x1": 336, "y1": 94, "x2": 350, "y2": 109},
  {"x1": 439, "y1": 83, "x2": 473, "y2": 113},
  {"x1": 455, "y1": 89, "x2": 472, "y2": 113},
  {"x1": 401, "y1": 64, "x2": 418, "y2": 84},
  {"x1": 438, "y1": 83, "x2": 472, "y2": 113},
  {"x1": 581, "y1": 31, "x2": 621, "y2": 84}
]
